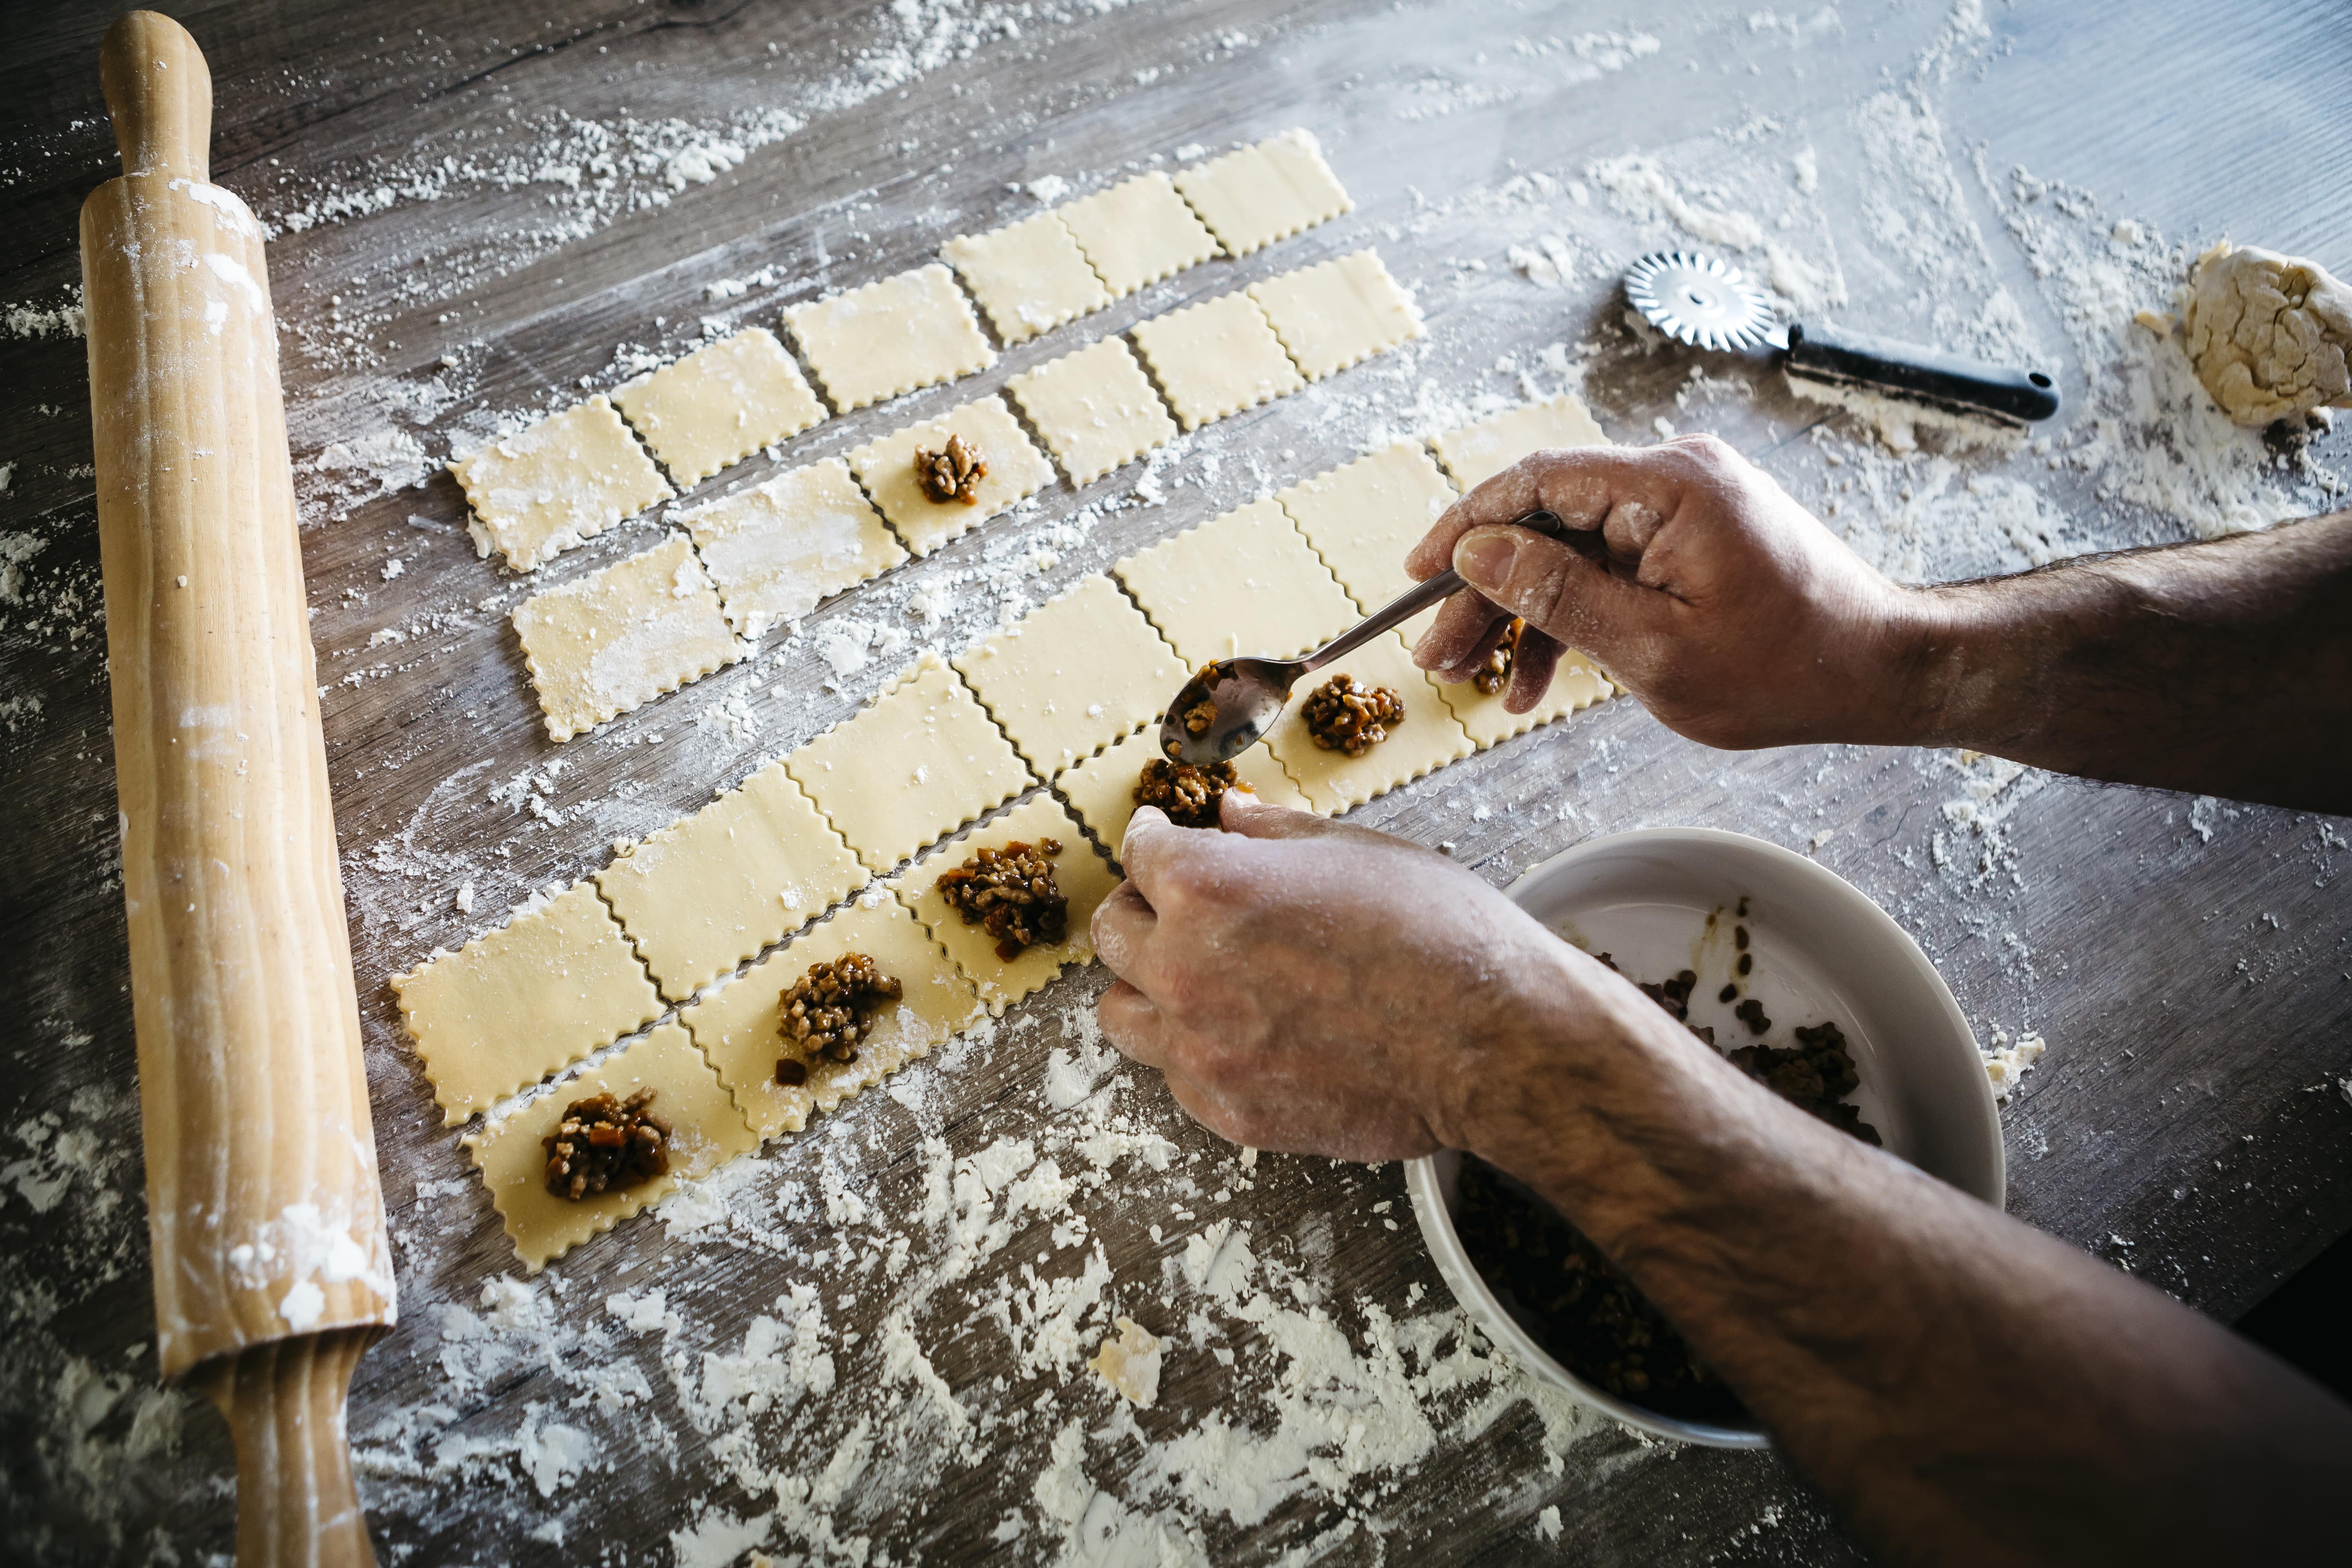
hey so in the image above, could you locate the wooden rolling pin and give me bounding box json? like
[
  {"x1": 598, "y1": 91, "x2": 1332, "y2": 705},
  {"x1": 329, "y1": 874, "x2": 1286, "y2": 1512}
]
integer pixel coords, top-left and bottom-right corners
[{"x1": 80, "y1": 13, "x2": 395, "y2": 1564}]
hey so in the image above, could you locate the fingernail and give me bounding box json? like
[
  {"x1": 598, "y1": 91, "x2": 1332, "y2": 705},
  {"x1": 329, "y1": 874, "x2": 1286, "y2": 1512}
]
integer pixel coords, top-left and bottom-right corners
[{"x1": 1455, "y1": 530, "x2": 1517, "y2": 590}]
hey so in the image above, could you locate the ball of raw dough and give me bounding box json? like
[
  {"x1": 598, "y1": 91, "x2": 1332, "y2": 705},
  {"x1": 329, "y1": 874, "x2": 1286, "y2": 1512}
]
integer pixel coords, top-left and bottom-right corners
[{"x1": 2182, "y1": 240, "x2": 2352, "y2": 427}]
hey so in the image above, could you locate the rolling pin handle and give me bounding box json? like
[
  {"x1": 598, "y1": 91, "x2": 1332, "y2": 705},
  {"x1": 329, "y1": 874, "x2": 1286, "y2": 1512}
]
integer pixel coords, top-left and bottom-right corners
[{"x1": 100, "y1": 10, "x2": 213, "y2": 182}]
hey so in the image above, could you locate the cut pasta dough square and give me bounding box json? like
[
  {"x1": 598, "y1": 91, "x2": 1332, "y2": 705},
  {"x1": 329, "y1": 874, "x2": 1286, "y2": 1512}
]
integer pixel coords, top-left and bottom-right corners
[
  {"x1": 464, "y1": 1022, "x2": 758, "y2": 1272},
  {"x1": 1113, "y1": 497, "x2": 1359, "y2": 670},
  {"x1": 681, "y1": 891, "x2": 982, "y2": 1140},
  {"x1": 1055, "y1": 173, "x2": 1220, "y2": 297},
  {"x1": 943, "y1": 212, "x2": 1111, "y2": 345},
  {"x1": 1431, "y1": 394, "x2": 1609, "y2": 490},
  {"x1": 847, "y1": 395, "x2": 1056, "y2": 557},
  {"x1": 450, "y1": 396, "x2": 674, "y2": 572},
  {"x1": 1173, "y1": 129, "x2": 1353, "y2": 256},
  {"x1": 1128, "y1": 291, "x2": 1304, "y2": 430},
  {"x1": 1004, "y1": 337, "x2": 1177, "y2": 486},
  {"x1": 391, "y1": 880, "x2": 662, "y2": 1127},
  {"x1": 510, "y1": 534, "x2": 747, "y2": 742},
  {"x1": 595, "y1": 760, "x2": 867, "y2": 1003},
  {"x1": 899, "y1": 795, "x2": 1119, "y2": 1013},
  {"x1": 783, "y1": 263, "x2": 995, "y2": 412},
  {"x1": 610, "y1": 327, "x2": 826, "y2": 488},
  {"x1": 1437, "y1": 650, "x2": 1616, "y2": 751},
  {"x1": 1277, "y1": 441, "x2": 1459, "y2": 641},
  {"x1": 1262, "y1": 631, "x2": 1474, "y2": 815},
  {"x1": 1055, "y1": 726, "x2": 1310, "y2": 861},
  {"x1": 953, "y1": 573, "x2": 1182, "y2": 779},
  {"x1": 675, "y1": 458, "x2": 906, "y2": 637},
  {"x1": 1248, "y1": 249, "x2": 1425, "y2": 381},
  {"x1": 784, "y1": 654, "x2": 1035, "y2": 875}
]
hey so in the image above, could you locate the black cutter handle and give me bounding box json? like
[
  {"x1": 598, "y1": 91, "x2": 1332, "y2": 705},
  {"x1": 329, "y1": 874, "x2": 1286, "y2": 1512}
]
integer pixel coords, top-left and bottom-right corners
[{"x1": 1786, "y1": 321, "x2": 2061, "y2": 423}]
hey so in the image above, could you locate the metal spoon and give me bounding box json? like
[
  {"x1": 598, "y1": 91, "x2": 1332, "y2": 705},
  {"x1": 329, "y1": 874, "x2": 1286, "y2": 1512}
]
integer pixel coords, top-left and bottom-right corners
[{"x1": 1156, "y1": 512, "x2": 1595, "y2": 766}]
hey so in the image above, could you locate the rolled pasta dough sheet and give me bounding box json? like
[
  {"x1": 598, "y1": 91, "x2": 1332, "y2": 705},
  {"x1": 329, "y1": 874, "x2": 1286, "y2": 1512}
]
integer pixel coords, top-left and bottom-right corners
[
  {"x1": 1128, "y1": 290, "x2": 1303, "y2": 430},
  {"x1": 1004, "y1": 337, "x2": 1177, "y2": 486},
  {"x1": 784, "y1": 263, "x2": 995, "y2": 412},
  {"x1": 611, "y1": 327, "x2": 826, "y2": 487},
  {"x1": 449, "y1": 396, "x2": 674, "y2": 572},
  {"x1": 953, "y1": 573, "x2": 1182, "y2": 779},
  {"x1": 899, "y1": 795, "x2": 1119, "y2": 1013},
  {"x1": 510, "y1": 534, "x2": 746, "y2": 742}
]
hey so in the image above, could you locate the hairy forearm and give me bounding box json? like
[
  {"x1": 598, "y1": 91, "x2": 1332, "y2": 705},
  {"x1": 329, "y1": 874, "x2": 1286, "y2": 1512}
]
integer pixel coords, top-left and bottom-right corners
[
  {"x1": 1891, "y1": 509, "x2": 2352, "y2": 813},
  {"x1": 1458, "y1": 978, "x2": 2352, "y2": 1566}
]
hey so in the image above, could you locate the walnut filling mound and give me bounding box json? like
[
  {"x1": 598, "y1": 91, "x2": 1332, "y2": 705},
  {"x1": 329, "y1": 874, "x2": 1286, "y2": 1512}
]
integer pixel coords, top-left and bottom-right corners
[
  {"x1": 914, "y1": 432, "x2": 988, "y2": 503},
  {"x1": 776, "y1": 953, "x2": 904, "y2": 1085},
  {"x1": 1300, "y1": 673, "x2": 1405, "y2": 755},
  {"x1": 1134, "y1": 757, "x2": 1238, "y2": 829},
  {"x1": 543, "y1": 1088, "x2": 672, "y2": 1201},
  {"x1": 938, "y1": 837, "x2": 1067, "y2": 960},
  {"x1": 1731, "y1": 1022, "x2": 1882, "y2": 1146},
  {"x1": 1470, "y1": 618, "x2": 1523, "y2": 695}
]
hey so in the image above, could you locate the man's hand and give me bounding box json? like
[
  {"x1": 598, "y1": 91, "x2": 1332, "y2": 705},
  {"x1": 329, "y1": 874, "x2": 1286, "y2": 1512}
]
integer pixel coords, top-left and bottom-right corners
[
  {"x1": 1406, "y1": 435, "x2": 1929, "y2": 747},
  {"x1": 1089, "y1": 790, "x2": 1646, "y2": 1163}
]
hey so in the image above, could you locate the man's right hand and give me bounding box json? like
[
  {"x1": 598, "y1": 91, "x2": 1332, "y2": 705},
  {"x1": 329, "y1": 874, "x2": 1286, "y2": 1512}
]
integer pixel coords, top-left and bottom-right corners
[{"x1": 1405, "y1": 435, "x2": 1935, "y2": 748}]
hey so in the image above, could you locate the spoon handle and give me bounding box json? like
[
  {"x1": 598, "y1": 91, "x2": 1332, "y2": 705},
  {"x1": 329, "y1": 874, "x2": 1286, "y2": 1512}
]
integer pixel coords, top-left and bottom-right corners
[{"x1": 1296, "y1": 568, "x2": 1465, "y2": 677}]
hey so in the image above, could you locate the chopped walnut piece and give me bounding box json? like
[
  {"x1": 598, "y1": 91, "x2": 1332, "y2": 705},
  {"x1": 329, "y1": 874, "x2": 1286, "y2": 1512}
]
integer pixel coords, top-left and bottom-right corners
[
  {"x1": 1300, "y1": 673, "x2": 1405, "y2": 756},
  {"x1": 914, "y1": 432, "x2": 988, "y2": 503},
  {"x1": 937, "y1": 837, "x2": 1067, "y2": 960},
  {"x1": 1182, "y1": 696, "x2": 1217, "y2": 735},
  {"x1": 542, "y1": 1088, "x2": 672, "y2": 1201},
  {"x1": 777, "y1": 953, "x2": 904, "y2": 1082},
  {"x1": 1134, "y1": 757, "x2": 1238, "y2": 829},
  {"x1": 1471, "y1": 619, "x2": 1524, "y2": 695}
]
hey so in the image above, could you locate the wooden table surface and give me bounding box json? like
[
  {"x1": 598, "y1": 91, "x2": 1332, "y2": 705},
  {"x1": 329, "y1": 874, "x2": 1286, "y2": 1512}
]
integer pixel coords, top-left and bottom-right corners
[{"x1": 5, "y1": 2, "x2": 2350, "y2": 1563}]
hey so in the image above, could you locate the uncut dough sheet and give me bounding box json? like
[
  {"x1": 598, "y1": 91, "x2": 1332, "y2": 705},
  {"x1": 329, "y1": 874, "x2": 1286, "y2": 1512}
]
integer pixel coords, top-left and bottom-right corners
[
  {"x1": 943, "y1": 210, "x2": 1110, "y2": 344},
  {"x1": 784, "y1": 263, "x2": 995, "y2": 412},
  {"x1": 464, "y1": 1022, "x2": 758, "y2": 1272},
  {"x1": 1173, "y1": 128, "x2": 1353, "y2": 256},
  {"x1": 899, "y1": 794, "x2": 1119, "y2": 1013},
  {"x1": 675, "y1": 457, "x2": 906, "y2": 635},
  {"x1": 510, "y1": 534, "x2": 745, "y2": 742},
  {"x1": 1113, "y1": 497, "x2": 1359, "y2": 669},
  {"x1": 1277, "y1": 440, "x2": 1459, "y2": 641},
  {"x1": 1053, "y1": 172, "x2": 1219, "y2": 298},
  {"x1": 1054, "y1": 726, "x2": 1311, "y2": 863},
  {"x1": 784, "y1": 655, "x2": 1035, "y2": 874},
  {"x1": 391, "y1": 880, "x2": 662, "y2": 1126},
  {"x1": 1432, "y1": 393, "x2": 1609, "y2": 489},
  {"x1": 1128, "y1": 290, "x2": 1304, "y2": 430},
  {"x1": 953, "y1": 573, "x2": 1183, "y2": 778},
  {"x1": 1263, "y1": 631, "x2": 1474, "y2": 815},
  {"x1": 595, "y1": 759, "x2": 867, "y2": 1002},
  {"x1": 610, "y1": 327, "x2": 826, "y2": 486},
  {"x1": 1248, "y1": 249, "x2": 1425, "y2": 381},
  {"x1": 847, "y1": 395, "x2": 1056, "y2": 556},
  {"x1": 1004, "y1": 336, "x2": 1177, "y2": 486},
  {"x1": 681, "y1": 892, "x2": 982, "y2": 1140},
  {"x1": 449, "y1": 395, "x2": 674, "y2": 571}
]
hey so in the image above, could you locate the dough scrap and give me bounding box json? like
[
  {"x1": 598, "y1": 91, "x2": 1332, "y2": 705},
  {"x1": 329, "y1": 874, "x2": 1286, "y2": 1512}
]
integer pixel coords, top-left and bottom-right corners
[
  {"x1": 1129, "y1": 290, "x2": 1304, "y2": 430},
  {"x1": 943, "y1": 211, "x2": 1111, "y2": 345},
  {"x1": 610, "y1": 327, "x2": 826, "y2": 487},
  {"x1": 1173, "y1": 129, "x2": 1353, "y2": 257},
  {"x1": 392, "y1": 880, "x2": 662, "y2": 1127},
  {"x1": 449, "y1": 396, "x2": 674, "y2": 572},
  {"x1": 511, "y1": 534, "x2": 747, "y2": 742},
  {"x1": 784, "y1": 263, "x2": 995, "y2": 412},
  {"x1": 784, "y1": 653, "x2": 1036, "y2": 875},
  {"x1": 1054, "y1": 172, "x2": 1220, "y2": 298},
  {"x1": 2182, "y1": 240, "x2": 2352, "y2": 426},
  {"x1": 595, "y1": 759, "x2": 868, "y2": 1003},
  {"x1": 1248, "y1": 249, "x2": 1425, "y2": 382},
  {"x1": 1438, "y1": 650, "x2": 1617, "y2": 751},
  {"x1": 1262, "y1": 632, "x2": 1473, "y2": 815},
  {"x1": 1432, "y1": 394, "x2": 1608, "y2": 490},
  {"x1": 1113, "y1": 497, "x2": 1359, "y2": 670},
  {"x1": 899, "y1": 794, "x2": 1118, "y2": 1013},
  {"x1": 681, "y1": 891, "x2": 982, "y2": 1140},
  {"x1": 675, "y1": 458, "x2": 906, "y2": 636},
  {"x1": 1004, "y1": 336, "x2": 1178, "y2": 486},
  {"x1": 464, "y1": 1022, "x2": 757, "y2": 1272},
  {"x1": 1088, "y1": 1316, "x2": 1163, "y2": 1408},
  {"x1": 1276, "y1": 441, "x2": 1459, "y2": 642},
  {"x1": 848, "y1": 395, "x2": 1056, "y2": 557},
  {"x1": 1055, "y1": 726, "x2": 1310, "y2": 862},
  {"x1": 953, "y1": 573, "x2": 1183, "y2": 779}
]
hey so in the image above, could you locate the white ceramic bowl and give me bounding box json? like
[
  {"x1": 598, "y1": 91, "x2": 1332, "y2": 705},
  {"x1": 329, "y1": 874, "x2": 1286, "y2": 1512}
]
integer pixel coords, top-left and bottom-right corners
[{"x1": 1407, "y1": 827, "x2": 2003, "y2": 1448}]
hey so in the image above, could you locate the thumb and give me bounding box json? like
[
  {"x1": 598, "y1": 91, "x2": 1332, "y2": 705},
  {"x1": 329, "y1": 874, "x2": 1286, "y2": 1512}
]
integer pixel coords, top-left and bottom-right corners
[
  {"x1": 1218, "y1": 786, "x2": 1332, "y2": 839},
  {"x1": 1452, "y1": 524, "x2": 1654, "y2": 657}
]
